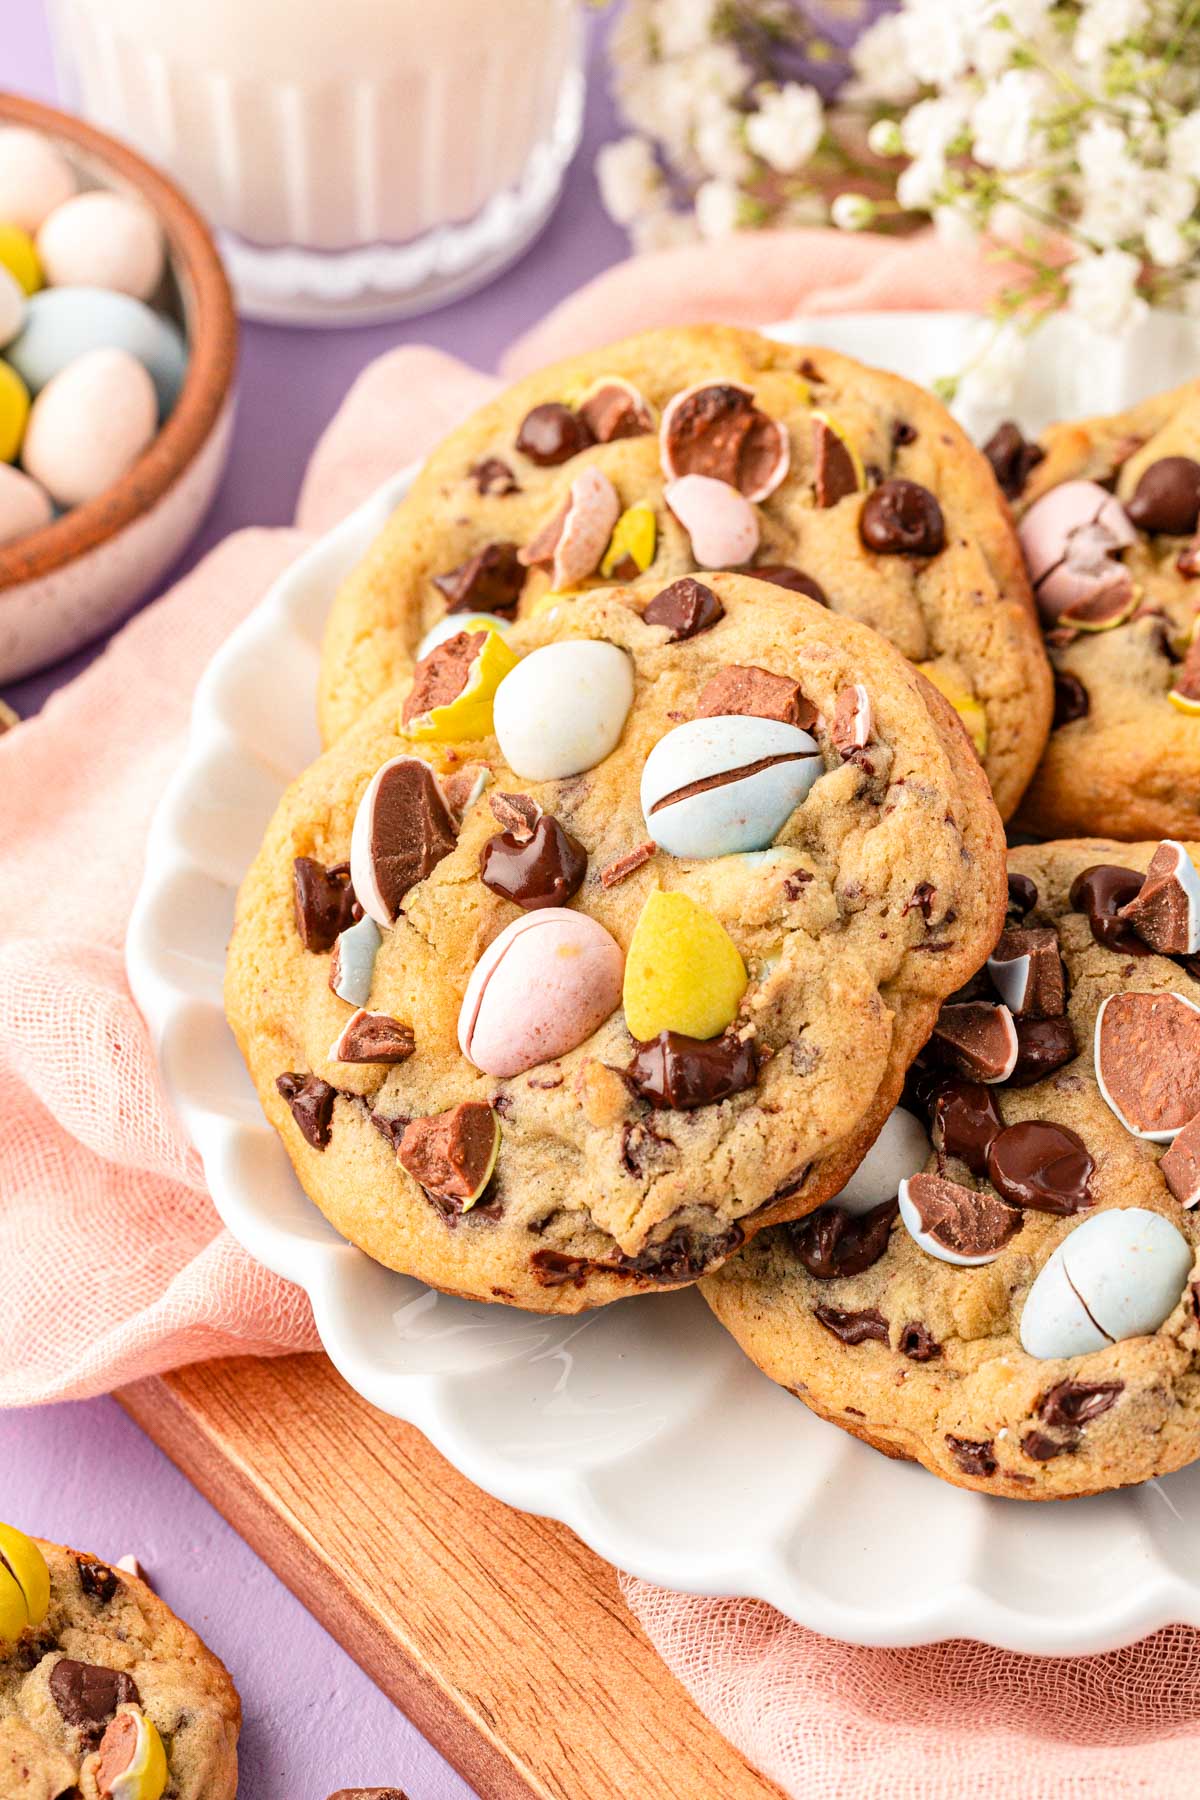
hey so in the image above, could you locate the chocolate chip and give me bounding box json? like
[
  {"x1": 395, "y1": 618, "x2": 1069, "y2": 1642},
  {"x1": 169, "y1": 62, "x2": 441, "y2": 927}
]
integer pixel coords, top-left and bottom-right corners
[
  {"x1": 986, "y1": 1119, "x2": 1094, "y2": 1215},
  {"x1": 904, "y1": 1171, "x2": 1021, "y2": 1258},
  {"x1": 331, "y1": 1012, "x2": 416, "y2": 1066},
  {"x1": 433, "y1": 541, "x2": 525, "y2": 615},
  {"x1": 293, "y1": 857, "x2": 360, "y2": 953},
  {"x1": 400, "y1": 631, "x2": 486, "y2": 728},
  {"x1": 981, "y1": 420, "x2": 1045, "y2": 499},
  {"x1": 662, "y1": 383, "x2": 785, "y2": 496},
  {"x1": 50, "y1": 1660, "x2": 139, "y2": 1730},
  {"x1": 1052, "y1": 671, "x2": 1089, "y2": 728},
  {"x1": 930, "y1": 1079, "x2": 1003, "y2": 1175},
  {"x1": 1021, "y1": 1430, "x2": 1073, "y2": 1462},
  {"x1": 369, "y1": 1109, "x2": 409, "y2": 1153},
  {"x1": 752, "y1": 564, "x2": 827, "y2": 604},
  {"x1": 694, "y1": 663, "x2": 816, "y2": 729},
  {"x1": 1126, "y1": 456, "x2": 1200, "y2": 535},
  {"x1": 625, "y1": 1029, "x2": 759, "y2": 1110},
  {"x1": 892, "y1": 419, "x2": 918, "y2": 448},
  {"x1": 1038, "y1": 1379, "x2": 1123, "y2": 1429},
  {"x1": 813, "y1": 1305, "x2": 890, "y2": 1345},
  {"x1": 515, "y1": 401, "x2": 593, "y2": 466},
  {"x1": 1069, "y1": 864, "x2": 1152, "y2": 957},
  {"x1": 789, "y1": 1200, "x2": 896, "y2": 1279},
  {"x1": 1117, "y1": 840, "x2": 1199, "y2": 955},
  {"x1": 481, "y1": 813, "x2": 587, "y2": 910},
  {"x1": 470, "y1": 457, "x2": 519, "y2": 496},
  {"x1": 988, "y1": 927, "x2": 1066, "y2": 1019},
  {"x1": 642, "y1": 575, "x2": 725, "y2": 641},
  {"x1": 361, "y1": 759, "x2": 459, "y2": 921},
  {"x1": 276, "y1": 1073, "x2": 337, "y2": 1150},
  {"x1": 899, "y1": 1321, "x2": 941, "y2": 1361},
  {"x1": 904, "y1": 881, "x2": 937, "y2": 922},
  {"x1": 859, "y1": 479, "x2": 945, "y2": 556},
  {"x1": 1008, "y1": 1015, "x2": 1078, "y2": 1087},
  {"x1": 77, "y1": 1559, "x2": 118, "y2": 1604},
  {"x1": 600, "y1": 840, "x2": 655, "y2": 887},
  {"x1": 1007, "y1": 872, "x2": 1038, "y2": 918},
  {"x1": 945, "y1": 1434, "x2": 997, "y2": 1477},
  {"x1": 812, "y1": 418, "x2": 859, "y2": 507},
  {"x1": 398, "y1": 1102, "x2": 499, "y2": 1211},
  {"x1": 930, "y1": 1003, "x2": 1018, "y2": 1083},
  {"x1": 577, "y1": 381, "x2": 653, "y2": 443},
  {"x1": 616, "y1": 1223, "x2": 743, "y2": 1282}
]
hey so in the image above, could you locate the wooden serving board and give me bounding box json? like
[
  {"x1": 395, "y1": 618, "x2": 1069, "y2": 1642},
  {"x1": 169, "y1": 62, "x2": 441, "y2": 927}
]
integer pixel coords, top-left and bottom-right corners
[{"x1": 119, "y1": 1355, "x2": 782, "y2": 1800}]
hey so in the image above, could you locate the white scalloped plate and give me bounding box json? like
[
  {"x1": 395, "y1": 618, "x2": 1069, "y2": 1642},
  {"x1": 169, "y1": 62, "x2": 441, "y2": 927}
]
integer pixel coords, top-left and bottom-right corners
[{"x1": 128, "y1": 312, "x2": 1200, "y2": 1653}]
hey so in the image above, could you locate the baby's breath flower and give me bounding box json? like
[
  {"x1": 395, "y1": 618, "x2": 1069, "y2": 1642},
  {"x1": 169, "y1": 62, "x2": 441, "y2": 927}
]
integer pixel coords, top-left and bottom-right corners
[
  {"x1": 1065, "y1": 247, "x2": 1148, "y2": 334},
  {"x1": 831, "y1": 192, "x2": 877, "y2": 231},
  {"x1": 745, "y1": 84, "x2": 824, "y2": 175},
  {"x1": 867, "y1": 118, "x2": 904, "y2": 159},
  {"x1": 596, "y1": 135, "x2": 666, "y2": 227},
  {"x1": 694, "y1": 178, "x2": 747, "y2": 239}
]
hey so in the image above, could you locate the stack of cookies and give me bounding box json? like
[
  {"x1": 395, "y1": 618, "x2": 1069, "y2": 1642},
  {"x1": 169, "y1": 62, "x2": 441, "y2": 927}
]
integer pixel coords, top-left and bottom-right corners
[{"x1": 226, "y1": 324, "x2": 1200, "y2": 1504}]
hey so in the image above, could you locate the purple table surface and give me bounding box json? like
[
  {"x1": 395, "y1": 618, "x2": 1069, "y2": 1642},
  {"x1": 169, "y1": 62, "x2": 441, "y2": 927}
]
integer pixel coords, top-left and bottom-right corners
[{"x1": 4, "y1": 4, "x2": 626, "y2": 1796}]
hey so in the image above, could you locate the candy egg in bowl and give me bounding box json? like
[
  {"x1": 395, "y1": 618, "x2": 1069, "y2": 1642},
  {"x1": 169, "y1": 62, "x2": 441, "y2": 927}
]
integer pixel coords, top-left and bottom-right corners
[{"x1": 0, "y1": 93, "x2": 236, "y2": 683}]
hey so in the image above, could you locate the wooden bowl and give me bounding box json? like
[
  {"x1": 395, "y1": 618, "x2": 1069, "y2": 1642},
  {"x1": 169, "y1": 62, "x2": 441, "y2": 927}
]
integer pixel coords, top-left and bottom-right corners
[{"x1": 0, "y1": 92, "x2": 237, "y2": 682}]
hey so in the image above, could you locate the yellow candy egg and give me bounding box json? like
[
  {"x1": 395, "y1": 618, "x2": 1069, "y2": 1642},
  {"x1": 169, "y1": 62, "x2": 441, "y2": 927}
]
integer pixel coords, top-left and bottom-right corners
[
  {"x1": 0, "y1": 360, "x2": 29, "y2": 463},
  {"x1": 0, "y1": 223, "x2": 43, "y2": 295},
  {"x1": 623, "y1": 890, "x2": 748, "y2": 1042},
  {"x1": 0, "y1": 1521, "x2": 50, "y2": 1638},
  {"x1": 601, "y1": 502, "x2": 657, "y2": 579},
  {"x1": 405, "y1": 630, "x2": 519, "y2": 742},
  {"x1": 96, "y1": 1707, "x2": 168, "y2": 1800},
  {"x1": 1169, "y1": 686, "x2": 1200, "y2": 716},
  {"x1": 916, "y1": 661, "x2": 988, "y2": 758}
]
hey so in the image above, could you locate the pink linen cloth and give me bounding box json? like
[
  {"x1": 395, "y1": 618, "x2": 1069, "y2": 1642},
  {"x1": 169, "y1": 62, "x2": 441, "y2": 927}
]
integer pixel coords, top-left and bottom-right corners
[{"x1": 5, "y1": 229, "x2": 1198, "y2": 1798}]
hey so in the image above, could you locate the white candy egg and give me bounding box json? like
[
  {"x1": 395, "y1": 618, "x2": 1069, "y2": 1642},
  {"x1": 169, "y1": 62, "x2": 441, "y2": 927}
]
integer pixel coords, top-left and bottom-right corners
[
  {"x1": 0, "y1": 127, "x2": 76, "y2": 232},
  {"x1": 835, "y1": 1107, "x2": 931, "y2": 1216},
  {"x1": 7, "y1": 287, "x2": 186, "y2": 414},
  {"x1": 1019, "y1": 1207, "x2": 1193, "y2": 1360},
  {"x1": 493, "y1": 641, "x2": 634, "y2": 780},
  {"x1": 416, "y1": 611, "x2": 510, "y2": 659},
  {"x1": 22, "y1": 347, "x2": 157, "y2": 507},
  {"x1": 0, "y1": 462, "x2": 53, "y2": 545},
  {"x1": 897, "y1": 1176, "x2": 1007, "y2": 1268},
  {"x1": 37, "y1": 190, "x2": 165, "y2": 301},
  {"x1": 330, "y1": 914, "x2": 382, "y2": 1008},
  {"x1": 641, "y1": 714, "x2": 820, "y2": 859},
  {"x1": 0, "y1": 267, "x2": 26, "y2": 350}
]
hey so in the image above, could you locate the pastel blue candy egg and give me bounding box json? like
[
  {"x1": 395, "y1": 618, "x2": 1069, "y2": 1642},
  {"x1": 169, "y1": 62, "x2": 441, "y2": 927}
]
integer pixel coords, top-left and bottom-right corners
[
  {"x1": 7, "y1": 286, "x2": 186, "y2": 417},
  {"x1": 641, "y1": 714, "x2": 821, "y2": 860}
]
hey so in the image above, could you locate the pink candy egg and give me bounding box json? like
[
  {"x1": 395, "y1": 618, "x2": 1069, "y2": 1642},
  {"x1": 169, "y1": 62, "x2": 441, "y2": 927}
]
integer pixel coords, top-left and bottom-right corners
[
  {"x1": 22, "y1": 346, "x2": 157, "y2": 507},
  {"x1": 0, "y1": 127, "x2": 76, "y2": 233},
  {"x1": 664, "y1": 473, "x2": 760, "y2": 568},
  {"x1": 0, "y1": 462, "x2": 52, "y2": 545},
  {"x1": 458, "y1": 908, "x2": 625, "y2": 1078},
  {"x1": 1018, "y1": 479, "x2": 1136, "y2": 623},
  {"x1": 37, "y1": 191, "x2": 165, "y2": 302}
]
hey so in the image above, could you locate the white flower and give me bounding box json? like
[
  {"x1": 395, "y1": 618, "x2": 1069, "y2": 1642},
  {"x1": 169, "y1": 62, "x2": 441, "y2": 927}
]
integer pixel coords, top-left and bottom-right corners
[
  {"x1": 745, "y1": 83, "x2": 824, "y2": 174},
  {"x1": 846, "y1": 14, "x2": 921, "y2": 106},
  {"x1": 901, "y1": 94, "x2": 970, "y2": 163},
  {"x1": 630, "y1": 207, "x2": 699, "y2": 253},
  {"x1": 933, "y1": 199, "x2": 980, "y2": 247},
  {"x1": 1145, "y1": 216, "x2": 1190, "y2": 267},
  {"x1": 679, "y1": 44, "x2": 748, "y2": 112},
  {"x1": 831, "y1": 192, "x2": 876, "y2": 231},
  {"x1": 694, "y1": 103, "x2": 752, "y2": 181},
  {"x1": 654, "y1": 0, "x2": 718, "y2": 59},
  {"x1": 867, "y1": 118, "x2": 904, "y2": 159},
  {"x1": 897, "y1": 155, "x2": 948, "y2": 211},
  {"x1": 970, "y1": 70, "x2": 1045, "y2": 172},
  {"x1": 974, "y1": 0, "x2": 1057, "y2": 78},
  {"x1": 1065, "y1": 248, "x2": 1148, "y2": 335},
  {"x1": 900, "y1": 0, "x2": 992, "y2": 86},
  {"x1": 1073, "y1": 0, "x2": 1148, "y2": 64},
  {"x1": 694, "y1": 178, "x2": 745, "y2": 239},
  {"x1": 595, "y1": 135, "x2": 666, "y2": 227},
  {"x1": 1169, "y1": 112, "x2": 1200, "y2": 182},
  {"x1": 1076, "y1": 117, "x2": 1144, "y2": 245},
  {"x1": 956, "y1": 323, "x2": 1029, "y2": 414}
]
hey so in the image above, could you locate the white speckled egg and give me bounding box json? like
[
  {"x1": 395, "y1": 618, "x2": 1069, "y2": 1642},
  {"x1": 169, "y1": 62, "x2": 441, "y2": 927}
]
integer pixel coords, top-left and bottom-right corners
[
  {"x1": 0, "y1": 127, "x2": 76, "y2": 232},
  {"x1": 37, "y1": 190, "x2": 165, "y2": 301},
  {"x1": 1019, "y1": 1207, "x2": 1193, "y2": 1360},
  {"x1": 641, "y1": 714, "x2": 820, "y2": 859},
  {"x1": 22, "y1": 347, "x2": 157, "y2": 507},
  {"x1": 0, "y1": 267, "x2": 26, "y2": 351},
  {"x1": 0, "y1": 462, "x2": 52, "y2": 545},
  {"x1": 7, "y1": 287, "x2": 186, "y2": 414},
  {"x1": 493, "y1": 641, "x2": 634, "y2": 779},
  {"x1": 835, "y1": 1108, "x2": 931, "y2": 1216}
]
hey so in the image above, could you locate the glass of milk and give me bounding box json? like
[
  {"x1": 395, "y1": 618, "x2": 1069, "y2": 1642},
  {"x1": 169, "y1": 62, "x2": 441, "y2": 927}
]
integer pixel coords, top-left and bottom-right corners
[{"x1": 47, "y1": 0, "x2": 585, "y2": 323}]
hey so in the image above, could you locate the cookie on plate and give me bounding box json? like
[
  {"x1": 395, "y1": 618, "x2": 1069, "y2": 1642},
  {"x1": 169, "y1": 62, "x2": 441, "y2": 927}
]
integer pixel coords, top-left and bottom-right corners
[
  {"x1": 986, "y1": 386, "x2": 1200, "y2": 839},
  {"x1": 704, "y1": 837, "x2": 1200, "y2": 1500},
  {"x1": 228, "y1": 572, "x2": 1006, "y2": 1313},
  {"x1": 0, "y1": 1524, "x2": 240, "y2": 1798},
  {"x1": 318, "y1": 324, "x2": 1050, "y2": 819}
]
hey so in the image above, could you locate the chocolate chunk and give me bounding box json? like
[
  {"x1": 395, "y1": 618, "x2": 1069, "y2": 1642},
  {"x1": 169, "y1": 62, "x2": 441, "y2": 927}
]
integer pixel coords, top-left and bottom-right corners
[
  {"x1": 1052, "y1": 671, "x2": 1089, "y2": 728},
  {"x1": 931, "y1": 1079, "x2": 1003, "y2": 1175},
  {"x1": 945, "y1": 1434, "x2": 997, "y2": 1477},
  {"x1": 50, "y1": 1660, "x2": 139, "y2": 1730},
  {"x1": 400, "y1": 631, "x2": 486, "y2": 728},
  {"x1": 626, "y1": 1029, "x2": 759, "y2": 1110},
  {"x1": 515, "y1": 401, "x2": 593, "y2": 466},
  {"x1": 1069, "y1": 864, "x2": 1152, "y2": 957},
  {"x1": 600, "y1": 840, "x2": 655, "y2": 887},
  {"x1": 369, "y1": 1109, "x2": 409, "y2": 1153},
  {"x1": 813, "y1": 1305, "x2": 890, "y2": 1346},
  {"x1": 830, "y1": 684, "x2": 871, "y2": 756},
  {"x1": 904, "y1": 1171, "x2": 1021, "y2": 1258},
  {"x1": 1021, "y1": 1430, "x2": 1073, "y2": 1462},
  {"x1": 812, "y1": 418, "x2": 859, "y2": 507},
  {"x1": 981, "y1": 421, "x2": 1045, "y2": 499},
  {"x1": 788, "y1": 1200, "x2": 896, "y2": 1280},
  {"x1": 77, "y1": 1559, "x2": 118, "y2": 1604},
  {"x1": 986, "y1": 1120, "x2": 1094, "y2": 1215},
  {"x1": 930, "y1": 1002, "x2": 1018, "y2": 1082},
  {"x1": 433, "y1": 542, "x2": 525, "y2": 615},
  {"x1": 898, "y1": 1321, "x2": 941, "y2": 1361},
  {"x1": 276, "y1": 1073, "x2": 337, "y2": 1150},
  {"x1": 441, "y1": 762, "x2": 490, "y2": 820},
  {"x1": 1117, "y1": 840, "x2": 1200, "y2": 955},
  {"x1": 470, "y1": 457, "x2": 519, "y2": 496},
  {"x1": 662, "y1": 383, "x2": 785, "y2": 496},
  {"x1": 1096, "y1": 991, "x2": 1200, "y2": 1136},
  {"x1": 752, "y1": 564, "x2": 827, "y2": 604},
  {"x1": 905, "y1": 881, "x2": 937, "y2": 922},
  {"x1": 331, "y1": 1011, "x2": 416, "y2": 1066},
  {"x1": 361, "y1": 759, "x2": 459, "y2": 921},
  {"x1": 1038, "y1": 1378, "x2": 1123, "y2": 1429},
  {"x1": 1008, "y1": 1014, "x2": 1078, "y2": 1086},
  {"x1": 398, "y1": 1102, "x2": 499, "y2": 1210},
  {"x1": 489, "y1": 790, "x2": 540, "y2": 839},
  {"x1": 1161, "y1": 1112, "x2": 1200, "y2": 1207},
  {"x1": 988, "y1": 926, "x2": 1066, "y2": 1019},
  {"x1": 1126, "y1": 456, "x2": 1200, "y2": 535},
  {"x1": 616, "y1": 1223, "x2": 743, "y2": 1282},
  {"x1": 859, "y1": 479, "x2": 945, "y2": 556},
  {"x1": 293, "y1": 857, "x2": 360, "y2": 953},
  {"x1": 642, "y1": 576, "x2": 725, "y2": 641},
  {"x1": 694, "y1": 663, "x2": 816, "y2": 729},
  {"x1": 1007, "y1": 872, "x2": 1038, "y2": 919},
  {"x1": 481, "y1": 813, "x2": 587, "y2": 910},
  {"x1": 577, "y1": 381, "x2": 653, "y2": 443}
]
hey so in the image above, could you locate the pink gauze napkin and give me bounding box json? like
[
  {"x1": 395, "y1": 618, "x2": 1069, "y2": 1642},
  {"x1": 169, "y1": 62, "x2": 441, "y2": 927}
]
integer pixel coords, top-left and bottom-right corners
[{"x1": 5, "y1": 229, "x2": 1200, "y2": 1799}]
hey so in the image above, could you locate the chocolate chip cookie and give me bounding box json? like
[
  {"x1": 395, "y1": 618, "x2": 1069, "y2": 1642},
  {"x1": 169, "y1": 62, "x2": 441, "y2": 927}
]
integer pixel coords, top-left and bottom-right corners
[
  {"x1": 703, "y1": 838, "x2": 1200, "y2": 1499},
  {"x1": 228, "y1": 572, "x2": 1006, "y2": 1312},
  {"x1": 318, "y1": 325, "x2": 1050, "y2": 819},
  {"x1": 985, "y1": 385, "x2": 1200, "y2": 839},
  {"x1": 0, "y1": 1526, "x2": 239, "y2": 1798}
]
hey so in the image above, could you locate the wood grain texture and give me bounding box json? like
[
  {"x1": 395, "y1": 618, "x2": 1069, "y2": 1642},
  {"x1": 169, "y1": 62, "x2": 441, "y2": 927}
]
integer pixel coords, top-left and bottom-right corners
[{"x1": 118, "y1": 1355, "x2": 782, "y2": 1800}]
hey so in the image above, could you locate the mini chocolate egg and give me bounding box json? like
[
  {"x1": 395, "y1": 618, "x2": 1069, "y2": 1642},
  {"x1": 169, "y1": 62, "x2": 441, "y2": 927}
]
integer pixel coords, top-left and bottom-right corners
[
  {"x1": 664, "y1": 473, "x2": 760, "y2": 567},
  {"x1": 0, "y1": 265, "x2": 25, "y2": 349},
  {"x1": 898, "y1": 1172, "x2": 1020, "y2": 1267},
  {"x1": 0, "y1": 462, "x2": 52, "y2": 544},
  {"x1": 0, "y1": 223, "x2": 41, "y2": 296},
  {"x1": 416, "y1": 610, "x2": 511, "y2": 659},
  {"x1": 834, "y1": 1106, "x2": 931, "y2": 1216},
  {"x1": 93, "y1": 1705, "x2": 169, "y2": 1800},
  {"x1": 641, "y1": 714, "x2": 821, "y2": 859},
  {"x1": 0, "y1": 127, "x2": 76, "y2": 232},
  {"x1": 1018, "y1": 479, "x2": 1136, "y2": 624},
  {"x1": 493, "y1": 640, "x2": 634, "y2": 779},
  {"x1": 458, "y1": 908, "x2": 624, "y2": 1077},
  {"x1": 1019, "y1": 1207, "x2": 1192, "y2": 1358},
  {"x1": 22, "y1": 347, "x2": 156, "y2": 507},
  {"x1": 8, "y1": 287, "x2": 186, "y2": 414},
  {"x1": 0, "y1": 361, "x2": 30, "y2": 463},
  {"x1": 37, "y1": 190, "x2": 165, "y2": 301},
  {"x1": 0, "y1": 1521, "x2": 50, "y2": 1640}
]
